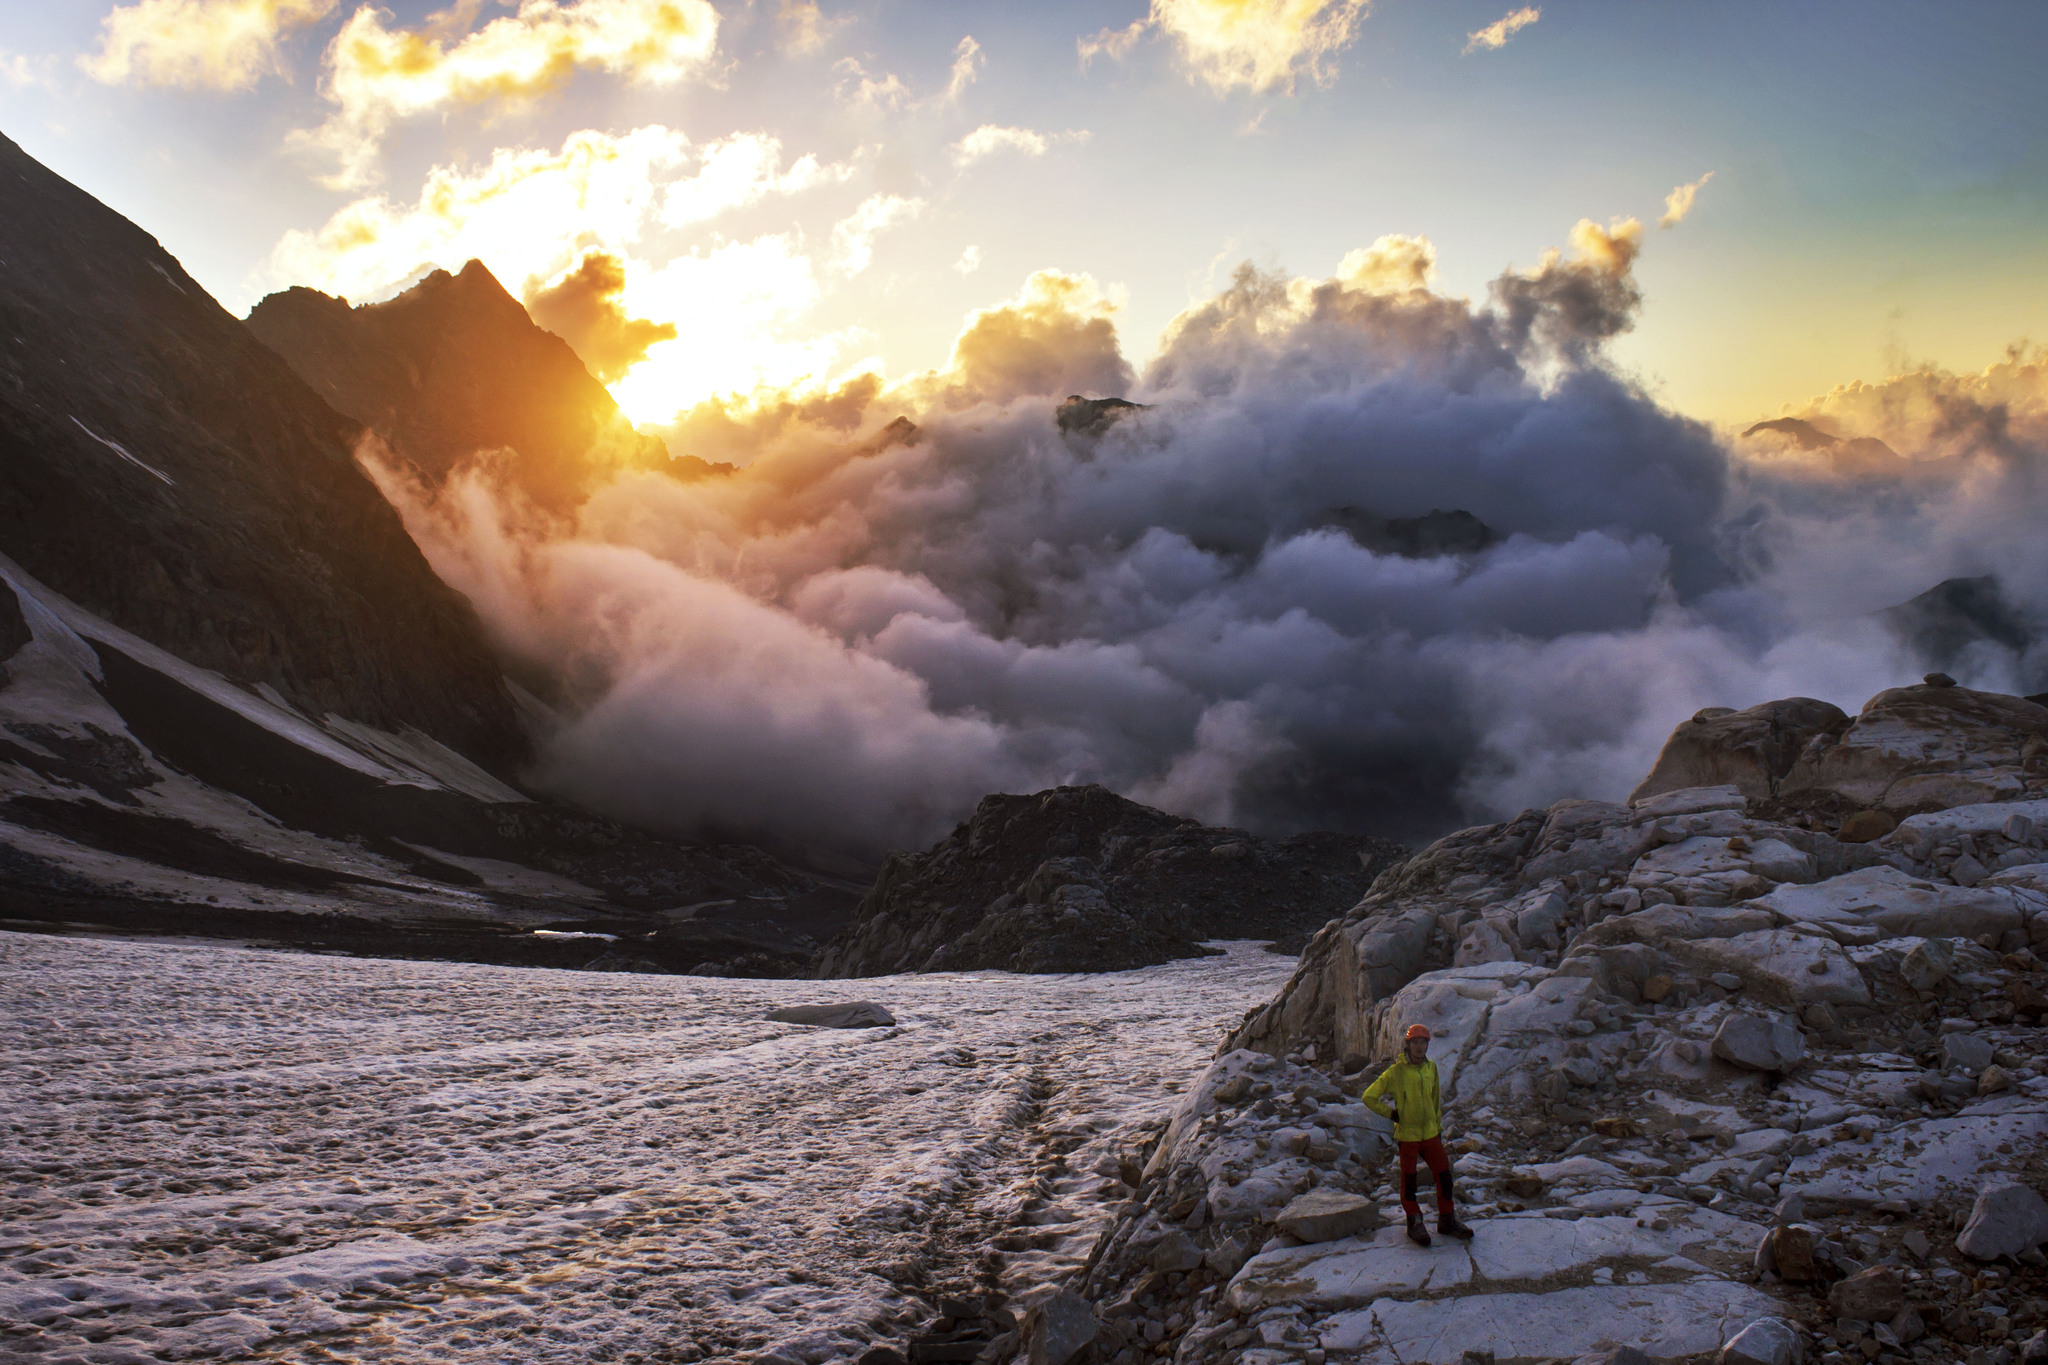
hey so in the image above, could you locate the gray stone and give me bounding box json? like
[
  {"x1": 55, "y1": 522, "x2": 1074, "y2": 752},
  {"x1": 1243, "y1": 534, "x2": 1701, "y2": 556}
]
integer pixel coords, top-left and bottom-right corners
[
  {"x1": 1772, "y1": 1192, "x2": 1805, "y2": 1226},
  {"x1": 1956, "y1": 1182, "x2": 2048, "y2": 1261},
  {"x1": 1274, "y1": 1188, "x2": 1384, "y2": 1244},
  {"x1": 1518, "y1": 891, "x2": 1570, "y2": 950},
  {"x1": 1575, "y1": 1349, "x2": 1653, "y2": 1365},
  {"x1": 1025, "y1": 1290, "x2": 1097, "y2": 1365},
  {"x1": 1711, "y1": 972, "x2": 1745, "y2": 991},
  {"x1": 1712, "y1": 1013, "x2": 1806, "y2": 1072},
  {"x1": 1941, "y1": 1032, "x2": 1996, "y2": 1073},
  {"x1": 1720, "y1": 1317, "x2": 1802, "y2": 1365},
  {"x1": 1900, "y1": 938, "x2": 1956, "y2": 993},
  {"x1": 765, "y1": 1001, "x2": 897, "y2": 1028},
  {"x1": 1561, "y1": 1056, "x2": 1607, "y2": 1087},
  {"x1": 1828, "y1": 1266, "x2": 1905, "y2": 1321},
  {"x1": 1952, "y1": 852, "x2": 1990, "y2": 886}
]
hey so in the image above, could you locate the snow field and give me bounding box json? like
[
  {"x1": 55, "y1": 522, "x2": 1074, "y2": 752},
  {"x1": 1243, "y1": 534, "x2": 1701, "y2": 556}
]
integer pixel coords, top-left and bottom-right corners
[{"x1": 0, "y1": 932, "x2": 1294, "y2": 1364}]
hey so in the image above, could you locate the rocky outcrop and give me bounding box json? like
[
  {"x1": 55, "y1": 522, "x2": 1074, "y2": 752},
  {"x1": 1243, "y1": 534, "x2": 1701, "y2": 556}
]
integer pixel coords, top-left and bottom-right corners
[
  {"x1": 1630, "y1": 698, "x2": 1850, "y2": 804},
  {"x1": 1066, "y1": 685, "x2": 2048, "y2": 1365},
  {"x1": 1780, "y1": 680, "x2": 2048, "y2": 812},
  {"x1": 815, "y1": 784, "x2": 1404, "y2": 977},
  {"x1": 246, "y1": 262, "x2": 679, "y2": 513},
  {"x1": 0, "y1": 133, "x2": 523, "y2": 770},
  {"x1": 1881, "y1": 576, "x2": 2035, "y2": 675}
]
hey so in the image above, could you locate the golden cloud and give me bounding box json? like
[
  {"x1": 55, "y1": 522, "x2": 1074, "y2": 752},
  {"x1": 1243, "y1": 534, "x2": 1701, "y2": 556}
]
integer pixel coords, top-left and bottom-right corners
[
  {"x1": 661, "y1": 133, "x2": 844, "y2": 228},
  {"x1": 1659, "y1": 171, "x2": 1714, "y2": 229},
  {"x1": 82, "y1": 0, "x2": 334, "y2": 91},
  {"x1": 300, "y1": 0, "x2": 719, "y2": 186},
  {"x1": 1336, "y1": 233, "x2": 1437, "y2": 295},
  {"x1": 1463, "y1": 6, "x2": 1539, "y2": 54},
  {"x1": 829, "y1": 193, "x2": 924, "y2": 275},
  {"x1": 273, "y1": 125, "x2": 690, "y2": 302},
  {"x1": 526, "y1": 250, "x2": 678, "y2": 383},
  {"x1": 951, "y1": 124, "x2": 1049, "y2": 166},
  {"x1": 1151, "y1": 0, "x2": 1368, "y2": 95},
  {"x1": 929, "y1": 269, "x2": 1134, "y2": 408}
]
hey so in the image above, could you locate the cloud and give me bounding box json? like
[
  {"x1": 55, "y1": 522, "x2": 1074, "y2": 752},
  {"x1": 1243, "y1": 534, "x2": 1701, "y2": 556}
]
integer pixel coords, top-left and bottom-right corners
[
  {"x1": 951, "y1": 124, "x2": 1048, "y2": 166},
  {"x1": 1152, "y1": 0, "x2": 1369, "y2": 95},
  {"x1": 944, "y1": 35, "x2": 983, "y2": 102},
  {"x1": 927, "y1": 269, "x2": 1135, "y2": 408},
  {"x1": 833, "y1": 33, "x2": 980, "y2": 112},
  {"x1": 298, "y1": 0, "x2": 719, "y2": 186},
  {"x1": 1463, "y1": 6, "x2": 1539, "y2": 54},
  {"x1": 1659, "y1": 171, "x2": 1715, "y2": 229},
  {"x1": 349, "y1": 221, "x2": 2048, "y2": 862},
  {"x1": 660, "y1": 132, "x2": 845, "y2": 227},
  {"x1": 273, "y1": 125, "x2": 689, "y2": 302},
  {"x1": 1078, "y1": 19, "x2": 1149, "y2": 69},
  {"x1": 953, "y1": 245, "x2": 982, "y2": 276},
  {"x1": 82, "y1": 0, "x2": 335, "y2": 91},
  {"x1": 829, "y1": 193, "x2": 924, "y2": 275},
  {"x1": 775, "y1": 0, "x2": 835, "y2": 55},
  {"x1": 525, "y1": 250, "x2": 677, "y2": 382}
]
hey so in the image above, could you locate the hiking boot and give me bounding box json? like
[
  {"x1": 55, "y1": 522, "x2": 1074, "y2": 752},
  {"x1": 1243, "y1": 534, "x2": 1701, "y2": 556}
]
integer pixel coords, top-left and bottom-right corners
[
  {"x1": 1406, "y1": 1215, "x2": 1432, "y2": 1247},
  {"x1": 1438, "y1": 1212, "x2": 1474, "y2": 1240}
]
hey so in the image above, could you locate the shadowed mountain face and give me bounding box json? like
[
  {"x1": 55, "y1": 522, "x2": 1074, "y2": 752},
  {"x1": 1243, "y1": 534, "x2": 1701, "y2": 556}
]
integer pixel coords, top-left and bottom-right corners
[
  {"x1": 0, "y1": 133, "x2": 522, "y2": 771},
  {"x1": 1882, "y1": 575, "x2": 2036, "y2": 676},
  {"x1": 246, "y1": 262, "x2": 677, "y2": 512}
]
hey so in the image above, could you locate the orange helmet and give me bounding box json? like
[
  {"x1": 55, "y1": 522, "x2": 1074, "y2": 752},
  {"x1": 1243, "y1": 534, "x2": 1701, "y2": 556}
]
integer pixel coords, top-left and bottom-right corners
[{"x1": 1404, "y1": 1023, "x2": 1432, "y2": 1041}]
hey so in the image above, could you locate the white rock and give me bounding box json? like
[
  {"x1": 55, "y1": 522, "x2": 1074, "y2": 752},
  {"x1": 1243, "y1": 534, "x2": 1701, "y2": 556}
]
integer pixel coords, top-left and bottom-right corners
[
  {"x1": 1518, "y1": 891, "x2": 1570, "y2": 951},
  {"x1": 1712, "y1": 1014, "x2": 1806, "y2": 1072},
  {"x1": 1225, "y1": 1223, "x2": 1471, "y2": 1311},
  {"x1": 1719, "y1": 1316, "x2": 1803, "y2": 1365},
  {"x1": 1632, "y1": 786, "x2": 1749, "y2": 820},
  {"x1": 1956, "y1": 1181, "x2": 2048, "y2": 1261},
  {"x1": 1319, "y1": 1281, "x2": 1783, "y2": 1361},
  {"x1": 1671, "y1": 930, "x2": 1870, "y2": 1007},
  {"x1": 1750, "y1": 866, "x2": 2027, "y2": 942},
  {"x1": 1275, "y1": 1189, "x2": 1384, "y2": 1244},
  {"x1": 1892, "y1": 800, "x2": 2048, "y2": 859}
]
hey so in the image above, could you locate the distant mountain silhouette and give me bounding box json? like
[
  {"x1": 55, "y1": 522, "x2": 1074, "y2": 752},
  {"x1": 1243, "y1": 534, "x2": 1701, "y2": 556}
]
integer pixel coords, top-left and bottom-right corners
[
  {"x1": 1742, "y1": 416, "x2": 1907, "y2": 476},
  {"x1": 1881, "y1": 575, "x2": 2035, "y2": 672},
  {"x1": 0, "y1": 132, "x2": 522, "y2": 770},
  {"x1": 247, "y1": 261, "x2": 684, "y2": 513}
]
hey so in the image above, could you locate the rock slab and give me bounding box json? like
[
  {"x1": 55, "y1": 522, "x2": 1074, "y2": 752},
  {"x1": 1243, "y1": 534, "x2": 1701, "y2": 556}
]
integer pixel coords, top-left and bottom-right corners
[
  {"x1": 765, "y1": 1002, "x2": 897, "y2": 1028},
  {"x1": 1025, "y1": 1290, "x2": 1097, "y2": 1365},
  {"x1": 1274, "y1": 1189, "x2": 1385, "y2": 1244},
  {"x1": 1955, "y1": 1182, "x2": 2048, "y2": 1261},
  {"x1": 1711, "y1": 1014, "x2": 1806, "y2": 1072}
]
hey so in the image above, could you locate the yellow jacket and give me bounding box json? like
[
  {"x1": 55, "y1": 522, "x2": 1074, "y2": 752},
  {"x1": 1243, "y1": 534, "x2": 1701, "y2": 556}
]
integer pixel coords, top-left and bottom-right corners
[{"x1": 1359, "y1": 1056, "x2": 1442, "y2": 1143}]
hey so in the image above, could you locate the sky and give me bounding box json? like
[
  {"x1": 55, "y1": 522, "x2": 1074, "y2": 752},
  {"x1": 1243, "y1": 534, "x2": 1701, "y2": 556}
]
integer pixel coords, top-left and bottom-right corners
[
  {"x1": 7, "y1": 0, "x2": 2048, "y2": 857},
  {"x1": 5, "y1": 0, "x2": 2047, "y2": 429}
]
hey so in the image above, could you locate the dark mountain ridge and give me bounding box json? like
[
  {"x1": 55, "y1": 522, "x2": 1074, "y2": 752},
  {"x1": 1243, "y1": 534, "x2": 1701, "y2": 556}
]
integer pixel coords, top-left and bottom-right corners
[
  {"x1": 246, "y1": 262, "x2": 683, "y2": 513},
  {"x1": 0, "y1": 132, "x2": 522, "y2": 771}
]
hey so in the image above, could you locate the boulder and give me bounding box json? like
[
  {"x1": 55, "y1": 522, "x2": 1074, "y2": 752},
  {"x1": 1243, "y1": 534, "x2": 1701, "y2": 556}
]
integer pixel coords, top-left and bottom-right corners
[
  {"x1": 1274, "y1": 1188, "x2": 1384, "y2": 1243},
  {"x1": 1024, "y1": 1290, "x2": 1097, "y2": 1365},
  {"x1": 1782, "y1": 683, "x2": 2048, "y2": 811},
  {"x1": 1837, "y1": 809, "x2": 1898, "y2": 843},
  {"x1": 1899, "y1": 938, "x2": 1956, "y2": 993},
  {"x1": 1630, "y1": 698, "x2": 1849, "y2": 804},
  {"x1": 1719, "y1": 1317, "x2": 1803, "y2": 1365},
  {"x1": 1955, "y1": 1182, "x2": 2048, "y2": 1261},
  {"x1": 1712, "y1": 1014, "x2": 1805, "y2": 1072},
  {"x1": 1827, "y1": 1266, "x2": 1905, "y2": 1321},
  {"x1": 1939, "y1": 1031, "x2": 1995, "y2": 1072},
  {"x1": 1768, "y1": 1225, "x2": 1818, "y2": 1281},
  {"x1": 765, "y1": 1001, "x2": 897, "y2": 1028}
]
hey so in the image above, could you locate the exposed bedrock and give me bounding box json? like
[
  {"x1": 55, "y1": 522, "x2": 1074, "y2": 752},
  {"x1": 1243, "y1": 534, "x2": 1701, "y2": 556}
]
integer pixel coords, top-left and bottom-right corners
[
  {"x1": 815, "y1": 783, "x2": 1405, "y2": 978},
  {"x1": 1070, "y1": 683, "x2": 2048, "y2": 1365}
]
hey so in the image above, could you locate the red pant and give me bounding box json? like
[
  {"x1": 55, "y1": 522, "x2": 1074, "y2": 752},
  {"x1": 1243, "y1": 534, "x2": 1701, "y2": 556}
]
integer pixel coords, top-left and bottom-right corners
[{"x1": 1397, "y1": 1137, "x2": 1454, "y2": 1219}]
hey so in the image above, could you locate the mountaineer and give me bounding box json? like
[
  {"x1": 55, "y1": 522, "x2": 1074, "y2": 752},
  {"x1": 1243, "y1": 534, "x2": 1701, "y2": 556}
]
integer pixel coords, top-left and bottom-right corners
[{"x1": 1359, "y1": 1022, "x2": 1474, "y2": 1246}]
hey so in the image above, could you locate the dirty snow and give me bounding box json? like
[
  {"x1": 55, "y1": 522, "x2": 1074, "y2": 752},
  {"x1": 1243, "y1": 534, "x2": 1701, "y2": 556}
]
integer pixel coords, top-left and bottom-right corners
[{"x1": 0, "y1": 931, "x2": 1294, "y2": 1363}]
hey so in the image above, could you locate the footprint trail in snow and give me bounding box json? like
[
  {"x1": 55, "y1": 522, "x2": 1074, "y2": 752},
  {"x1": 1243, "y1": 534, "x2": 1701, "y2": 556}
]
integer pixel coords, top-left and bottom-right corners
[{"x1": 0, "y1": 932, "x2": 1293, "y2": 1363}]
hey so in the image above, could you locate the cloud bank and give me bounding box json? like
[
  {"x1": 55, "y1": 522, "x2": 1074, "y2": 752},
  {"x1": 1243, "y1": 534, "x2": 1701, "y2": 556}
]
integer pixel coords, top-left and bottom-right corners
[
  {"x1": 84, "y1": 0, "x2": 334, "y2": 91},
  {"x1": 355, "y1": 215, "x2": 2048, "y2": 862},
  {"x1": 1083, "y1": 0, "x2": 1369, "y2": 95}
]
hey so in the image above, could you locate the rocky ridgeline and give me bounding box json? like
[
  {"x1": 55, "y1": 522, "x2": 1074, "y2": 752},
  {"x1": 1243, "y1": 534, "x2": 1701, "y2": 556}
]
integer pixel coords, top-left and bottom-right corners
[
  {"x1": 816, "y1": 785, "x2": 1405, "y2": 977},
  {"x1": 1017, "y1": 679, "x2": 2048, "y2": 1365}
]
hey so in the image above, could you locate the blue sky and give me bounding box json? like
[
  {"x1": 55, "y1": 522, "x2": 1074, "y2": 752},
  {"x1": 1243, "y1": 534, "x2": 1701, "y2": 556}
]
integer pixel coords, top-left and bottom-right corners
[{"x1": 5, "y1": 0, "x2": 2045, "y2": 424}]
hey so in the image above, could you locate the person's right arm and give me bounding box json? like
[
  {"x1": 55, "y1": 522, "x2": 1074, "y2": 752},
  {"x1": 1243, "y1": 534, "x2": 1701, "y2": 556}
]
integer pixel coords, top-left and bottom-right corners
[{"x1": 1359, "y1": 1066, "x2": 1397, "y2": 1121}]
